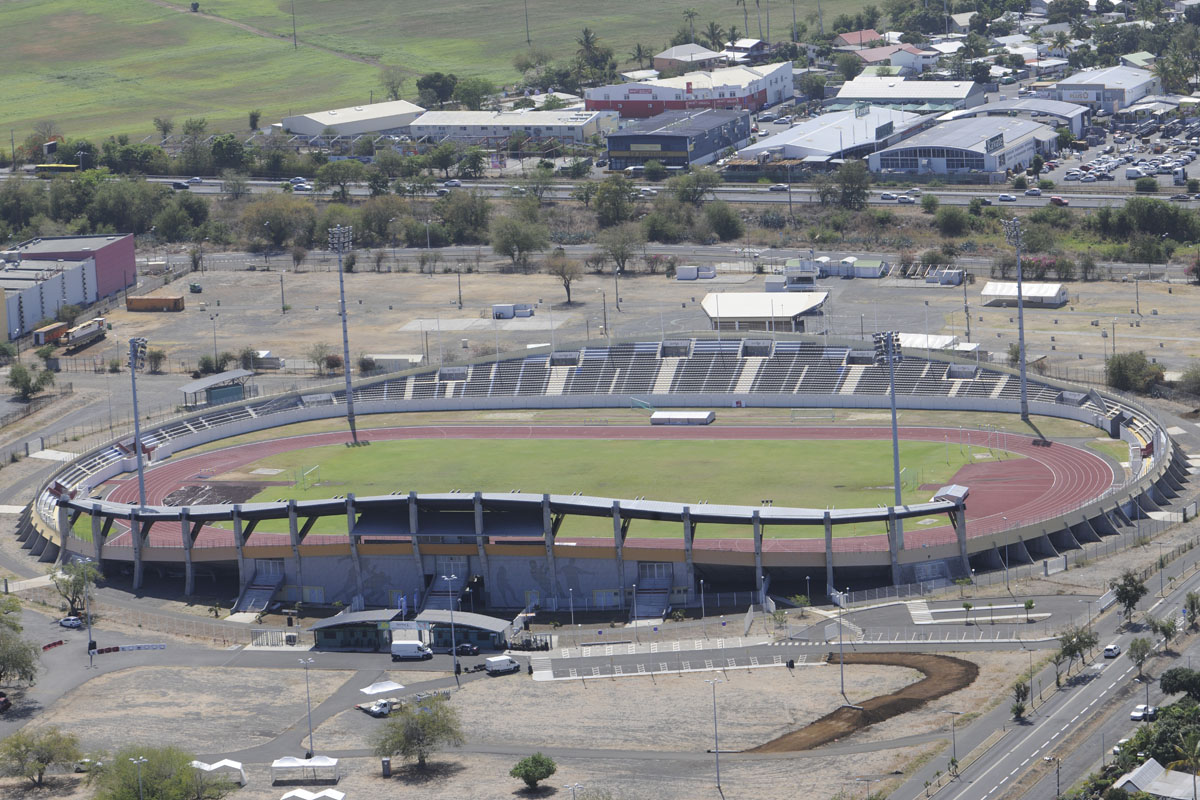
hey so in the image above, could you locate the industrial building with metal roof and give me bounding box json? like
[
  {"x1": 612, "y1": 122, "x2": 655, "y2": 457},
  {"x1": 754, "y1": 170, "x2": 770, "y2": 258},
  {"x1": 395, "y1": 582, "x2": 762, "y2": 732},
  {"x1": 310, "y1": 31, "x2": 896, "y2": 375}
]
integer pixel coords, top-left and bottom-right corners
[
  {"x1": 937, "y1": 97, "x2": 1092, "y2": 136},
  {"x1": 833, "y1": 76, "x2": 987, "y2": 110},
  {"x1": 606, "y1": 109, "x2": 751, "y2": 169},
  {"x1": 1051, "y1": 65, "x2": 1161, "y2": 110},
  {"x1": 700, "y1": 292, "x2": 828, "y2": 331},
  {"x1": 279, "y1": 99, "x2": 426, "y2": 137},
  {"x1": 738, "y1": 106, "x2": 933, "y2": 164},
  {"x1": 409, "y1": 109, "x2": 618, "y2": 144},
  {"x1": 867, "y1": 116, "x2": 1058, "y2": 175}
]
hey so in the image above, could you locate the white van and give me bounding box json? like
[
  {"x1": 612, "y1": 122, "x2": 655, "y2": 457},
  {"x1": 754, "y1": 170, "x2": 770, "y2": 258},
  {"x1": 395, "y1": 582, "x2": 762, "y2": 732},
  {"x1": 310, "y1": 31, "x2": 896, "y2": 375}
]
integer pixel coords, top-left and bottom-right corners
[
  {"x1": 391, "y1": 640, "x2": 433, "y2": 661},
  {"x1": 485, "y1": 655, "x2": 521, "y2": 675}
]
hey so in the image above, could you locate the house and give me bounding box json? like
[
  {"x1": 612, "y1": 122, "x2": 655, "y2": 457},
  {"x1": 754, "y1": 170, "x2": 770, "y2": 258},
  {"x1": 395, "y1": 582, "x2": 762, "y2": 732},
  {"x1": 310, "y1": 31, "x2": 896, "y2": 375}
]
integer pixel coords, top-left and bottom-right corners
[
  {"x1": 1113, "y1": 758, "x2": 1196, "y2": 800},
  {"x1": 1121, "y1": 51, "x2": 1157, "y2": 68},
  {"x1": 722, "y1": 38, "x2": 768, "y2": 63},
  {"x1": 654, "y1": 44, "x2": 724, "y2": 72},
  {"x1": 834, "y1": 29, "x2": 884, "y2": 48},
  {"x1": 891, "y1": 45, "x2": 941, "y2": 74},
  {"x1": 850, "y1": 44, "x2": 908, "y2": 67},
  {"x1": 950, "y1": 11, "x2": 978, "y2": 33}
]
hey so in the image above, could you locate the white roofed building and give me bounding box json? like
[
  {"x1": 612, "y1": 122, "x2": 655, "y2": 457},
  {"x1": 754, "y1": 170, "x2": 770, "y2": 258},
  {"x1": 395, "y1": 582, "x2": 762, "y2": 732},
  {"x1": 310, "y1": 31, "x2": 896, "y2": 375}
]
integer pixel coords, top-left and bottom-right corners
[
  {"x1": 738, "y1": 106, "x2": 932, "y2": 164},
  {"x1": 1051, "y1": 65, "x2": 1161, "y2": 111},
  {"x1": 280, "y1": 100, "x2": 425, "y2": 136},
  {"x1": 409, "y1": 109, "x2": 617, "y2": 144},
  {"x1": 981, "y1": 281, "x2": 1067, "y2": 307},
  {"x1": 700, "y1": 291, "x2": 828, "y2": 332},
  {"x1": 835, "y1": 76, "x2": 986, "y2": 109},
  {"x1": 585, "y1": 62, "x2": 793, "y2": 118},
  {"x1": 654, "y1": 44, "x2": 724, "y2": 72},
  {"x1": 868, "y1": 116, "x2": 1058, "y2": 175}
]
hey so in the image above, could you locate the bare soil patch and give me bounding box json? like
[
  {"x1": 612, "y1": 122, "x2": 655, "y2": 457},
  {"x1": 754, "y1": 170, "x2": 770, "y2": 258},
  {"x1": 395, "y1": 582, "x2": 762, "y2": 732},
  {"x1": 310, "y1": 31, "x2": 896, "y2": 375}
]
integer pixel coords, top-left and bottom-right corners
[
  {"x1": 749, "y1": 652, "x2": 979, "y2": 753},
  {"x1": 163, "y1": 481, "x2": 285, "y2": 506}
]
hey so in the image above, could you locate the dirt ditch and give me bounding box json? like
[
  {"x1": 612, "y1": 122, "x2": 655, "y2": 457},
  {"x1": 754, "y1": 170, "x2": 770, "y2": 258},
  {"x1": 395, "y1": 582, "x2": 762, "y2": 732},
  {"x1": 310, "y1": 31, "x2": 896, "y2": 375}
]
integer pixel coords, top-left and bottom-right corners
[{"x1": 748, "y1": 652, "x2": 979, "y2": 752}]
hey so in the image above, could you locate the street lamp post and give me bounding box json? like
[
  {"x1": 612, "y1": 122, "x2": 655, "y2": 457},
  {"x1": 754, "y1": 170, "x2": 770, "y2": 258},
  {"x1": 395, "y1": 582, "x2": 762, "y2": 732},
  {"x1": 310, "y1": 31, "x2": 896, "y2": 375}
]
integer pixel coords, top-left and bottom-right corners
[
  {"x1": 569, "y1": 587, "x2": 575, "y2": 627},
  {"x1": 129, "y1": 756, "x2": 147, "y2": 800},
  {"x1": 941, "y1": 710, "x2": 962, "y2": 773},
  {"x1": 208, "y1": 313, "x2": 219, "y2": 365},
  {"x1": 128, "y1": 339, "x2": 149, "y2": 513},
  {"x1": 839, "y1": 586, "x2": 849, "y2": 701},
  {"x1": 327, "y1": 225, "x2": 360, "y2": 445},
  {"x1": 442, "y1": 573, "x2": 460, "y2": 684},
  {"x1": 705, "y1": 678, "x2": 723, "y2": 789},
  {"x1": 564, "y1": 783, "x2": 582, "y2": 800},
  {"x1": 700, "y1": 578, "x2": 705, "y2": 623},
  {"x1": 299, "y1": 657, "x2": 315, "y2": 756},
  {"x1": 1001, "y1": 218, "x2": 1030, "y2": 421}
]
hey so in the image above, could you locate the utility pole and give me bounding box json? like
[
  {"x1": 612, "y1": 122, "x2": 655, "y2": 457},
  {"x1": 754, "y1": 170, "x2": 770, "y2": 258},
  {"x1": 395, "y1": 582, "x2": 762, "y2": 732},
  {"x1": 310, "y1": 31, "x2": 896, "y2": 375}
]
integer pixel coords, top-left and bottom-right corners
[
  {"x1": 280, "y1": 274, "x2": 286, "y2": 314},
  {"x1": 1001, "y1": 218, "x2": 1030, "y2": 421},
  {"x1": 963, "y1": 277, "x2": 971, "y2": 342},
  {"x1": 328, "y1": 225, "x2": 360, "y2": 445},
  {"x1": 457, "y1": 269, "x2": 463, "y2": 310},
  {"x1": 290, "y1": 0, "x2": 298, "y2": 49},
  {"x1": 523, "y1": 0, "x2": 531, "y2": 44}
]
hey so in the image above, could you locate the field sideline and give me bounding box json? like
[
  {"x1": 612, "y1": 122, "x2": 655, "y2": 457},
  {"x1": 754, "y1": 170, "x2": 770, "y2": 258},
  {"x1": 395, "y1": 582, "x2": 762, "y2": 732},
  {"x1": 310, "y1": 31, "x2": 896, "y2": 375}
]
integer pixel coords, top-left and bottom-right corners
[{"x1": 2, "y1": 0, "x2": 872, "y2": 141}]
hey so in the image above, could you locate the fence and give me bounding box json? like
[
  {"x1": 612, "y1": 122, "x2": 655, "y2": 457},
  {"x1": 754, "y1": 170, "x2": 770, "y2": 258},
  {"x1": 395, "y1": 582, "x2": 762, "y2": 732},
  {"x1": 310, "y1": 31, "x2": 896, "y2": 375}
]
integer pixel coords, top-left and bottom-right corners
[{"x1": 0, "y1": 385, "x2": 75, "y2": 464}]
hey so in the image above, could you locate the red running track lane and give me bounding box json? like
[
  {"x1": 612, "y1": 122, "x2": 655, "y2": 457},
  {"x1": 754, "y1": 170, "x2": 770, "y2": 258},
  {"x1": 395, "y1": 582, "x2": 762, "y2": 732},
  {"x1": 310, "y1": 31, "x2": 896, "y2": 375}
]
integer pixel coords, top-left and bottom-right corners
[{"x1": 100, "y1": 426, "x2": 1115, "y2": 553}]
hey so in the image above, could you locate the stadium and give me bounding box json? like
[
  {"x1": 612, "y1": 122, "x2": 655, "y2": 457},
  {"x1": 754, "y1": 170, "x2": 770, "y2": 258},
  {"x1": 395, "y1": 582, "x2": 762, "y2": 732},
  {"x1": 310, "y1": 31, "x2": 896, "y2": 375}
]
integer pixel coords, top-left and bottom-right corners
[{"x1": 18, "y1": 332, "x2": 1189, "y2": 619}]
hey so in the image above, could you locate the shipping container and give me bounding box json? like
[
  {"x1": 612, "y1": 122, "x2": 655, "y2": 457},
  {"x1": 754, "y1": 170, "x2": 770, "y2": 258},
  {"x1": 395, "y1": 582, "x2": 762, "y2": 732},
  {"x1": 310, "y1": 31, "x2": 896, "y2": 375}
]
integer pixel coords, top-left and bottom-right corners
[
  {"x1": 33, "y1": 322, "x2": 68, "y2": 345},
  {"x1": 126, "y1": 295, "x2": 185, "y2": 312}
]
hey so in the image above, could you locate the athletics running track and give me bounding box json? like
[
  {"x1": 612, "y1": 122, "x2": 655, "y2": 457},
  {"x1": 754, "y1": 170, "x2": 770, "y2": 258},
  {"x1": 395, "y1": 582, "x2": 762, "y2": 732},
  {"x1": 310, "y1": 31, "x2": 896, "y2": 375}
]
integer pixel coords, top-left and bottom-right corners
[{"x1": 99, "y1": 426, "x2": 1116, "y2": 554}]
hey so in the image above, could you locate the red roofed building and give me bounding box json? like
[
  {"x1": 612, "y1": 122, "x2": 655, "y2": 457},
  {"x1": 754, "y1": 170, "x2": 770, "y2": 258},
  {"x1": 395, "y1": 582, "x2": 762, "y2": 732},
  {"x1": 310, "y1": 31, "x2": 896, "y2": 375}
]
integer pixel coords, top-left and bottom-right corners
[{"x1": 834, "y1": 29, "x2": 884, "y2": 48}]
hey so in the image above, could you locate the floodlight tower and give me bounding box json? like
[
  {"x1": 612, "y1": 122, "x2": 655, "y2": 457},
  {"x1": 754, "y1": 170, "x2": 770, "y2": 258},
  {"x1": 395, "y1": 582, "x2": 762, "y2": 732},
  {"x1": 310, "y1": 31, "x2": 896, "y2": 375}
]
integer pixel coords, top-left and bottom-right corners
[
  {"x1": 1001, "y1": 218, "x2": 1030, "y2": 422},
  {"x1": 327, "y1": 225, "x2": 359, "y2": 444},
  {"x1": 873, "y1": 331, "x2": 904, "y2": 538}
]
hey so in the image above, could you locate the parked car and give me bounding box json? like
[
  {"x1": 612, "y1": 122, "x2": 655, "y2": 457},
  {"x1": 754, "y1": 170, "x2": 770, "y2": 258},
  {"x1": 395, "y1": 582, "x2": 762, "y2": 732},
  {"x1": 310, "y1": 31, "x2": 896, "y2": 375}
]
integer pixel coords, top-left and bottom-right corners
[
  {"x1": 1112, "y1": 738, "x2": 1131, "y2": 756},
  {"x1": 1131, "y1": 704, "x2": 1158, "y2": 721},
  {"x1": 1104, "y1": 643, "x2": 1121, "y2": 658},
  {"x1": 998, "y1": 193, "x2": 1017, "y2": 202},
  {"x1": 768, "y1": 183, "x2": 789, "y2": 191},
  {"x1": 443, "y1": 179, "x2": 462, "y2": 187},
  {"x1": 773, "y1": 115, "x2": 792, "y2": 124},
  {"x1": 59, "y1": 616, "x2": 83, "y2": 629},
  {"x1": 454, "y1": 642, "x2": 481, "y2": 656},
  {"x1": 1024, "y1": 187, "x2": 1042, "y2": 196},
  {"x1": 1081, "y1": 174, "x2": 1097, "y2": 182},
  {"x1": 897, "y1": 195, "x2": 915, "y2": 204},
  {"x1": 879, "y1": 192, "x2": 897, "y2": 200}
]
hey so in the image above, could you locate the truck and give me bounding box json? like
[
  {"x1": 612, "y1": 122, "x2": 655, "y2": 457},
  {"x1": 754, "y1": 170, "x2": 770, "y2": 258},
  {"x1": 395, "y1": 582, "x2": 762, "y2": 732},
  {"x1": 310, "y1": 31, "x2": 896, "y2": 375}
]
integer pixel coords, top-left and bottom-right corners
[
  {"x1": 485, "y1": 655, "x2": 521, "y2": 675},
  {"x1": 1174, "y1": 167, "x2": 1188, "y2": 185},
  {"x1": 390, "y1": 640, "x2": 432, "y2": 661},
  {"x1": 33, "y1": 322, "x2": 68, "y2": 345},
  {"x1": 61, "y1": 317, "x2": 106, "y2": 351},
  {"x1": 126, "y1": 295, "x2": 185, "y2": 312}
]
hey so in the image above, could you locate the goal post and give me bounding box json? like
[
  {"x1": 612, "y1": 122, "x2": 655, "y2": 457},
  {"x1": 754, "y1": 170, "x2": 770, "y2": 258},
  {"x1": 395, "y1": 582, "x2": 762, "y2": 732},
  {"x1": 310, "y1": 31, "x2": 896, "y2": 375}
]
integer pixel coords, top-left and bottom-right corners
[
  {"x1": 630, "y1": 397, "x2": 655, "y2": 414},
  {"x1": 790, "y1": 408, "x2": 836, "y2": 422}
]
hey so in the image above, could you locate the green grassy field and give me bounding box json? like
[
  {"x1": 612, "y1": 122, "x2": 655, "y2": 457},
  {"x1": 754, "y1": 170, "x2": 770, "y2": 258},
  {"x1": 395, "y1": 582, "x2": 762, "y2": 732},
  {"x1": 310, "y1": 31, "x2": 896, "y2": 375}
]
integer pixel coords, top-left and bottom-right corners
[
  {"x1": 216, "y1": 437, "x2": 1009, "y2": 538},
  {"x1": 2, "y1": 0, "x2": 865, "y2": 142}
]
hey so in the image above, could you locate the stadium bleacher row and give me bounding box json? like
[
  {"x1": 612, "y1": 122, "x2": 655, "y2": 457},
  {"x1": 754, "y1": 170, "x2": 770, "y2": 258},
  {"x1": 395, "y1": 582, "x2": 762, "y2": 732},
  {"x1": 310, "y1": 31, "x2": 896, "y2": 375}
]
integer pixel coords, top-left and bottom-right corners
[{"x1": 38, "y1": 339, "x2": 1147, "y2": 522}]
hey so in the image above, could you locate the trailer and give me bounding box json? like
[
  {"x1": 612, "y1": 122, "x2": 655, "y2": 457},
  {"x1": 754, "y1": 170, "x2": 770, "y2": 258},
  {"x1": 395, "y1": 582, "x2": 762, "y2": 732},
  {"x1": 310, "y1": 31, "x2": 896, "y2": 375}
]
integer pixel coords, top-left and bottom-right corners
[
  {"x1": 126, "y1": 295, "x2": 185, "y2": 312},
  {"x1": 33, "y1": 322, "x2": 68, "y2": 345},
  {"x1": 61, "y1": 318, "x2": 106, "y2": 351}
]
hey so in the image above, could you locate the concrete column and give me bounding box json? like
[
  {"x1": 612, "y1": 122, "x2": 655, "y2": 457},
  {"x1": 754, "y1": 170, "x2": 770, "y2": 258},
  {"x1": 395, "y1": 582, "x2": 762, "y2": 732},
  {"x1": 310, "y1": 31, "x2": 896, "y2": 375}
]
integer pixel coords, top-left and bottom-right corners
[
  {"x1": 954, "y1": 507, "x2": 969, "y2": 575},
  {"x1": 473, "y1": 492, "x2": 490, "y2": 606},
  {"x1": 682, "y1": 506, "x2": 695, "y2": 600},
  {"x1": 612, "y1": 501, "x2": 625, "y2": 609},
  {"x1": 232, "y1": 506, "x2": 247, "y2": 594},
  {"x1": 887, "y1": 507, "x2": 902, "y2": 586},
  {"x1": 56, "y1": 504, "x2": 71, "y2": 564},
  {"x1": 752, "y1": 510, "x2": 764, "y2": 603},
  {"x1": 542, "y1": 495, "x2": 558, "y2": 601},
  {"x1": 131, "y1": 512, "x2": 144, "y2": 591},
  {"x1": 824, "y1": 511, "x2": 835, "y2": 601},
  {"x1": 346, "y1": 494, "x2": 365, "y2": 603},
  {"x1": 181, "y1": 510, "x2": 195, "y2": 597},
  {"x1": 90, "y1": 504, "x2": 104, "y2": 564},
  {"x1": 408, "y1": 491, "x2": 424, "y2": 588},
  {"x1": 288, "y1": 500, "x2": 304, "y2": 603}
]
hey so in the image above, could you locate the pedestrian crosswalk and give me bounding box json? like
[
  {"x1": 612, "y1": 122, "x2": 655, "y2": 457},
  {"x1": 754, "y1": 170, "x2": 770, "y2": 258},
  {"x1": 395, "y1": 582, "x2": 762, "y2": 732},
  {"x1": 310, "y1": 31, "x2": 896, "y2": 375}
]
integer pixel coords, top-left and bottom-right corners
[{"x1": 907, "y1": 600, "x2": 934, "y2": 624}]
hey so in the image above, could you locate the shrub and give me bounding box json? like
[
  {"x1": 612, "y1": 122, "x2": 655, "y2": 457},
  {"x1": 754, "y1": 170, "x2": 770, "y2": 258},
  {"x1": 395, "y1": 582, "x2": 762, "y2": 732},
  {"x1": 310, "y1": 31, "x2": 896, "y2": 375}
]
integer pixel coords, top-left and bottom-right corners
[
  {"x1": 935, "y1": 206, "x2": 969, "y2": 236},
  {"x1": 920, "y1": 194, "x2": 939, "y2": 214},
  {"x1": 1135, "y1": 177, "x2": 1158, "y2": 193}
]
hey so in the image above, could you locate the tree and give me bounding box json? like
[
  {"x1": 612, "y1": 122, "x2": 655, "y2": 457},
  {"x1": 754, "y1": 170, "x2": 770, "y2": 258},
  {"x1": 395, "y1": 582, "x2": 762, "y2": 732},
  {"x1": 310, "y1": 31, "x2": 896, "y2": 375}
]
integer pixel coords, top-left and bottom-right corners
[
  {"x1": 1024, "y1": 599, "x2": 1035, "y2": 622},
  {"x1": 50, "y1": 560, "x2": 102, "y2": 616},
  {"x1": 1163, "y1": 668, "x2": 1200, "y2": 701},
  {"x1": 428, "y1": 142, "x2": 459, "y2": 179},
  {"x1": 315, "y1": 160, "x2": 367, "y2": 201},
  {"x1": 1187, "y1": 592, "x2": 1200, "y2": 629},
  {"x1": 703, "y1": 21, "x2": 726, "y2": 51},
  {"x1": 1136, "y1": 176, "x2": 1159, "y2": 193},
  {"x1": 921, "y1": 194, "x2": 939, "y2": 214},
  {"x1": 247, "y1": 109, "x2": 262, "y2": 131},
  {"x1": 510, "y1": 752, "x2": 557, "y2": 789},
  {"x1": 572, "y1": 181, "x2": 598, "y2": 208},
  {"x1": 1013, "y1": 681, "x2": 1030, "y2": 705},
  {"x1": 371, "y1": 694, "x2": 464, "y2": 769},
  {"x1": 381, "y1": 66, "x2": 407, "y2": 101},
  {"x1": 1168, "y1": 732, "x2": 1200, "y2": 800},
  {"x1": 6, "y1": 363, "x2": 55, "y2": 403},
  {"x1": 1106, "y1": 352, "x2": 1164, "y2": 394},
  {"x1": 457, "y1": 147, "x2": 486, "y2": 179},
  {"x1": 667, "y1": 169, "x2": 722, "y2": 205},
  {"x1": 490, "y1": 216, "x2": 549, "y2": 267},
  {"x1": 147, "y1": 348, "x2": 167, "y2": 373},
  {"x1": 962, "y1": 601, "x2": 972, "y2": 624},
  {"x1": 152, "y1": 117, "x2": 174, "y2": 141},
  {"x1": 452, "y1": 77, "x2": 496, "y2": 110},
  {"x1": 1128, "y1": 637, "x2": 1153, "y2": 677},
  {"x1": 799, "y1": 72, "x2": 827, "y2": 100},
  {"x1": 1059, "y1": 624, "x2": 1099, "y2": 670},
  {"x1": 219, "y1": 170, "x2": 250, "y2": 200},
  {"x1": 936, "y1": 206, "x2": 968, "y2": 236},
  {"x1": 629, "y1": 43, "x2": 652, "y2": 68},
  {"x1": 56, "y1": 304, "x2": 82, "y2": 325},
  {"x1": 308, "y1": 343, "x2": 333, "y2": 375},
  {"x1": 544, "y1": 250, "x2": 583, "y2": 304},
  {"x1": 597, "y1": 223, "x2": 643, "y2": 274},
  {"x1": 835, "y1": 160, "x2": 870, "y2": 210},
  {"x1": 643, "y1": 159, "x2": 668, "y2": 181},
  {"x1": 0, "y1": 727, "x2": 81, "y2": 787},
  {"x1": 523, "y1": 166, "x2": 555, "y2": 203},
  {"x1": 705, "y1": 200, "x2": 744, "y2": 241},
  {"x1": 416, "y1": 72, "x2": 458, "y2": 108},
  {"x1": 1051, "y1": 650, "x2": 1066, "y2": 687},
  {"x1": 1011, "y1": 701, "x2": 1027, "y2": 720},
  {"x1": 837, "y1": 52, "x2": 865, "y2": 81},
  {"x1": 594, "y1": 175, "x2": 635, "y2": 227},
  {"x1": 92, "y1": 745, "x2": 230, "y2": 800},
  {"x1": 0, "y1": 630, "x2": 40, "y2": 686},
  {"x1": 683, "y1": 7, "x2": 700, "y2": 41}
]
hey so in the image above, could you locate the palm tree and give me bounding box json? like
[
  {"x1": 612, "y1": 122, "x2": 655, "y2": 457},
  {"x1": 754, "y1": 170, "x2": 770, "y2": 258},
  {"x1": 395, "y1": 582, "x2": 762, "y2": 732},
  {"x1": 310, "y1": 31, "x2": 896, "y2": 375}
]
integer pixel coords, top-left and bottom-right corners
[
  {"x1": 684, "y1": 8, "x2": 700, "y2": 42},
  {"x1": 576, "y1": 27, "x2": 600, "y2": 63},
  {"x1": 728, "y1": 24, "x2": 742, "y2": 46},
  {"x1": 754, "y1": 0, "x2": 764, "y2": 39},
  {"x1": 629, "y1": 43, "x2": 651, "y2": 67},
  {"x1": 704, "y1": 21, "x2": 726, "y2": 51},
  {"x1": 1168, "y1": 732, "x2": 1200, "y2": 800},
  {"x1": 735, "y1": 0, "x2": 750, "y2": 42},
  {"x1": 1052, "y1": 30, "x2": 1069, "y2": 56}
]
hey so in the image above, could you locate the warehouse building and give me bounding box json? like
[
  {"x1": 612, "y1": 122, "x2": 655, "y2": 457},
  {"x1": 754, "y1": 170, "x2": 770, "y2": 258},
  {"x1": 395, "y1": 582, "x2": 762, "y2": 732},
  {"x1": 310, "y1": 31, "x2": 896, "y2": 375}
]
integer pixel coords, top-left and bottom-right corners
[
  {"x1": 408, "y1": 109, "x2": 618, "y2": 144},
  {"x1": 868, "y1": 117, "x2": 1058, "y2": 176},
  {"x1": 0, "y1": 257, "x2": 97, "y2": 340},
  {"x1": 3, "y1": 234, "x2": 135, "y2": 303},
  {"x1": 700, "y1": 291, "x2": 828, "y2": 332},
  {"x1": 833, "y1": 76, "x2": 987, "y2": 111},
  {"x1": 606, "y1": 110, "x2": 751, "y2": 170},
  {"x1": 584, "y1": 62, "x2": 793, "y2": 118},
  {"x1": 937, "y1": 98, "x2": 1091, "y2": 136},
  {"x1": 653, "y1": 44, "x2": 724, "y2": 72},
  {"x1": 738, "y1": 106, "x2": 932, "y2": 165},
  {"x1": 280, "y1": 100, "x2": 426, "y2": 137},
  {"x1": 1051, "y1": 65, "x2": 1161, "y2": 111}
]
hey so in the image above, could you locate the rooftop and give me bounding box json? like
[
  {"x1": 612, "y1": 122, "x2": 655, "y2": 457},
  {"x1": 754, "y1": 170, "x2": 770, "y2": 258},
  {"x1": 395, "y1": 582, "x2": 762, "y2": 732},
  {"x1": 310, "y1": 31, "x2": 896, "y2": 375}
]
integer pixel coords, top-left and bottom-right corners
[
  {"x1": 837, "y1": 76, "x2": 981, "y2": 101},
  {"x1": 938, "y1": 97, "x2": 1090, "y2": 121},
  {"x1": 10, "y1": 235, "x2": 130, "y2": 255},
  {"x1": 656, "y1": 43, "x2": 722, "y2": 61},
  {"x1": 307, "y1": 609, "x2": 403, "y2": 631},
  {"x1": 740, "y1": 106, "x2": 928, "y2": 158},
  {"x1": 837, "y1": 29, "x2": 883, "y2": 45},
  {"x1": 700, "y1": 291, "x2": 829, "y2": 320},
  {"x1": 648, "y1": 62, "x2": 791, "y2": 92},
  {"x1": 285, "y1": 99, "x2": 424, "y2": 125},
  {"x1": 412, "y1": 109, "x2": 605, "y2": 127},
  {"x1": 415, "y1": 609, "x2": 511, "y2": 633},
  {"x1": 614, "y1": 109, "x2": 748, "y2": 137},
  {"x1": 1057, "y1": 65, "x2": 1156, "y2": 88},
  {"x1": 877, "y1": 116, "x2": 1053, "y2": 153}
]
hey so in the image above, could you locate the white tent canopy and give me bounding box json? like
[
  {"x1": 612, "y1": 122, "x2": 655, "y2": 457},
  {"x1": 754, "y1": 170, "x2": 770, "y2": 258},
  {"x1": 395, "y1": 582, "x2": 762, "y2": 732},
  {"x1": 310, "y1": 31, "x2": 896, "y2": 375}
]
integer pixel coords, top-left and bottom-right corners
[
  {"x1": 191, "y1": 759, "x2": 247, "y2": 786},
  {"x1": 270, "y1": 756, "x2": 340, "y2": 784},
  {"x1": 360, "y1": 680, "x2": 404, "y2": 695},
  {"x1": 280, "y1": 790, "x2": 346, "y2": 800},
  {"x1": 980, "y1": 281, "x2": 1067, "y2": 307}
]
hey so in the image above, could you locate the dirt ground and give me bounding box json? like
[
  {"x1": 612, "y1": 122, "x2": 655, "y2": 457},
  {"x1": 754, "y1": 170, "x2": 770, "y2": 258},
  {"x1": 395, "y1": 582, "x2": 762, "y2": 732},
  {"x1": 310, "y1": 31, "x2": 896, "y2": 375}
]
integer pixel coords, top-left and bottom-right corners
[
  {"x1": 28, "y1": 667, "x2": 354, "y2": 753},
  {"x1": 750, "y1": 653, "x2": 978, "y2": 752}
]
